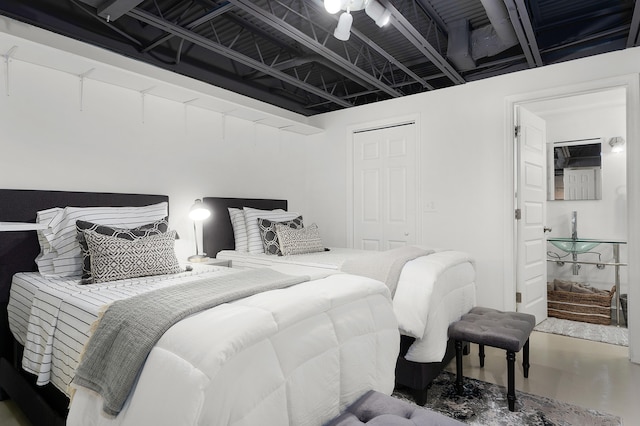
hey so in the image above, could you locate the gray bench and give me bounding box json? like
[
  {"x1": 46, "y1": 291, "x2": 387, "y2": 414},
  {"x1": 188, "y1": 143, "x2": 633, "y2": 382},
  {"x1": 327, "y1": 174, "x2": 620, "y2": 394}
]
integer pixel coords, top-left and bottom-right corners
[
  {"x1": 447, "y1": 307, "x2": 536, "y2": 411},
  {"x1": 324, "y1": 390, "x2": 464, "y2": 426}
]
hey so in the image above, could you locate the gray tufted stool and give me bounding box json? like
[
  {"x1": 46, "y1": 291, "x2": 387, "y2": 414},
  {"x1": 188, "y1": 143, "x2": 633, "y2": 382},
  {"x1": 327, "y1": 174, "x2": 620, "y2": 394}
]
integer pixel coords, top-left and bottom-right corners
[
  {"x1": 324, "y1": 390, "x2": 464, "y2": 426},
  {"x1": 447, "y1": 307, "x2": 536, "y2": 411}
]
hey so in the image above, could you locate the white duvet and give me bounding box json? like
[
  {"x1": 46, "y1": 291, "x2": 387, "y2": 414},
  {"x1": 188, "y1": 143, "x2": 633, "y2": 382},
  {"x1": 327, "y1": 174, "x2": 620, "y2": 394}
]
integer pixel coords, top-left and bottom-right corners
[
  {"x1": 218, "y1": 248, "x2": 477, "y2": 363},
  {"x1": 67, "y1": 273, "x2": 399, "y2": 426}
]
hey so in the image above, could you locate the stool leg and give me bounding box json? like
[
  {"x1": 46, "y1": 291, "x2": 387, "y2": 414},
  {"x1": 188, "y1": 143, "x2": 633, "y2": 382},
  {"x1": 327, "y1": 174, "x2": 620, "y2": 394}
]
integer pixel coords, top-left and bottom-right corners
[
  {"x1": 507, "y1": 351, "x2": 516, "y2": 411},
  {"x1": 479, "y1": 344, "x2": 485, "y2": 368},
  {"x1": 523, "y1": 338, "x2": 530, "y2": 378},
  {"x1": 455, "y1": 340, "x2": 464, "y2": 395}
]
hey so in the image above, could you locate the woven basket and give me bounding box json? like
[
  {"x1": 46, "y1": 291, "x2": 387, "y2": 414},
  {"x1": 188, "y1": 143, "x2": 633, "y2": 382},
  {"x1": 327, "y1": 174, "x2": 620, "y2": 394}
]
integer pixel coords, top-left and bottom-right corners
[{"x1": 547, "y1": 285, "x2": 615, "y2": 325}]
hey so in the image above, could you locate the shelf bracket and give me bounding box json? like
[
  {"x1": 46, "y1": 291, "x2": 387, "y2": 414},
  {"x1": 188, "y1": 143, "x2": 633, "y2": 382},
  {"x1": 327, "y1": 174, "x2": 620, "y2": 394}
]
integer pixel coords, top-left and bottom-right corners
[
  {"x1": 78, "y1": 68, "x2": 95, "y2": 111},
  {"x1": 140, "y1": 86, "x2": 155, "y2": 124},
  {"x1": 2, "y1": 46, "x2": 18, "y2": 97}
]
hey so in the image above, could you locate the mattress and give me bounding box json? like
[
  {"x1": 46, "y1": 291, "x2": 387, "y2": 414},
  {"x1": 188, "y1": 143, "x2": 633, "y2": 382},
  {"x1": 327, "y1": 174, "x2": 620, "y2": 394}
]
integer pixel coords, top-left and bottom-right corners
[
  {"x1": 6, "y1": 263, "x2": 230, "y2": 394},
  {"x1": 217, "y1": 247, "x2": 477, "y2": 363}
]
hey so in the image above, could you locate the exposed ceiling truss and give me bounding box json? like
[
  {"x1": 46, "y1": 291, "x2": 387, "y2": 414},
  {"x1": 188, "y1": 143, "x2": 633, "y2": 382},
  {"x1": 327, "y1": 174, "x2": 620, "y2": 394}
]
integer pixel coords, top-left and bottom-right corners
[{"x1": 0, "y1": 0, "x2": 636, "y2": 116}]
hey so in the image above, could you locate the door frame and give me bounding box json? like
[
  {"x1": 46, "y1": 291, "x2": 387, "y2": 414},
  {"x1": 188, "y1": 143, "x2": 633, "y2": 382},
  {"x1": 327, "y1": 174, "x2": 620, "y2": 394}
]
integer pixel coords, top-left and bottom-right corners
[
  {"x1": 345, "y1": 113, "x2": 421, "y2": 249},
  {"x1": 504, "y1": 75, "x2": 640, "y2": 362}
]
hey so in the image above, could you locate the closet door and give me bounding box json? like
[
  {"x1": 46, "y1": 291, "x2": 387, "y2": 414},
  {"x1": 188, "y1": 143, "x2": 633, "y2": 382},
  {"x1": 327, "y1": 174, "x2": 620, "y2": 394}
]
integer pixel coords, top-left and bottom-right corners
[{"x1": 353, "y1": 123, "x2": 417, "y2": 250}]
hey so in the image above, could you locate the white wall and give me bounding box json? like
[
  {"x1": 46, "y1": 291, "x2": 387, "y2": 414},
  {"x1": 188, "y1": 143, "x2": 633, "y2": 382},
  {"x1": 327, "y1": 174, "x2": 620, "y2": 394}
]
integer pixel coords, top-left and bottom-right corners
[
  {"x1": 306, "y1": 47, "x2": 640, "y2": 361},
  {"x1": 0, "y1": 58, "x2": 310, "y2": 260}
]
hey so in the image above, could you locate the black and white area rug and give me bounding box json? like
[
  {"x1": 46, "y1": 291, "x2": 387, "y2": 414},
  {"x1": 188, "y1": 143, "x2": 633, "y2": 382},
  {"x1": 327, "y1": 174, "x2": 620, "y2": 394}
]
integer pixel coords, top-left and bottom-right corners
[
  {"x1": 534, "y1": 317, "x2": 628, "y2": 347},
  {"x1": 393, "y1": 372, "x2": 622, "y2": 426}
]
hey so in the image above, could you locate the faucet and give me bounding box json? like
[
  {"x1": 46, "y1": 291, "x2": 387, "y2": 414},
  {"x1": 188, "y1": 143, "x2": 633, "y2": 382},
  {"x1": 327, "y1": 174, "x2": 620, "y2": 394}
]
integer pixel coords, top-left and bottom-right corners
[{"x1": 570, "y1": 211, "x2": 580, "y2": 274}]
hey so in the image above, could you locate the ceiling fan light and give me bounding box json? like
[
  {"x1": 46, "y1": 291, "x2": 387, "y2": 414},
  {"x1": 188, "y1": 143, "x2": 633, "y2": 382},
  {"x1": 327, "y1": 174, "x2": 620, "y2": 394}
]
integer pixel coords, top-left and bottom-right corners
[
  {"x1": 324, "y1": 0, "x2": 343, "y2": 14},
  {"x1": 365, "y1": 0, "x2": 391, "y2": 27},
  {"x1": 334, "y1": 12, "x2": 353, "y2": 41}
]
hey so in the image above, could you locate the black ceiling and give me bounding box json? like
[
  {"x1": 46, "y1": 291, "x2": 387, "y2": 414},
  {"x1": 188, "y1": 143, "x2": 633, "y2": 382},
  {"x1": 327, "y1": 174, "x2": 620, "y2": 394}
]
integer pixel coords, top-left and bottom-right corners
[{"x1": 0, "y1": 0, "x2": 636, "y2": 116}]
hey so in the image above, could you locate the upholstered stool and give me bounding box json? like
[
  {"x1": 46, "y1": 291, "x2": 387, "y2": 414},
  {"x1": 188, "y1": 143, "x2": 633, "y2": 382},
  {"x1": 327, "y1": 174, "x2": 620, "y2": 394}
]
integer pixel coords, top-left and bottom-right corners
[
  {"x1": 447, "y1": 307, "x2": 536, "y2": 411},
  {"x1": 324, "y1": 390, "x2": 464, "y2": 426}
]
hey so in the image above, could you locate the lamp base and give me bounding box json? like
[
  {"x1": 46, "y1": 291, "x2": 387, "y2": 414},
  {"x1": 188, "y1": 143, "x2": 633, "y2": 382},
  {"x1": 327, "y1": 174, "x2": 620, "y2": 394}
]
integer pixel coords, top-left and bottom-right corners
[{"x1": 188, "y1": 254, "x2": 209, "y2": 263}]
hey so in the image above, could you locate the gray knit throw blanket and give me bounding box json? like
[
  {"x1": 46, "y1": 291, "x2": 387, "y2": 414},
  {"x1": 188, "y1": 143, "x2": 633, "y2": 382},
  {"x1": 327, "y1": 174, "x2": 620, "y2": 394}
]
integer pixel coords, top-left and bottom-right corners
[
  {"x1": 341, "y1": 246, "x2": 433, "y2": 297},
  {"x1": 72, "y1": 268, "x2": 309, "y2": 416}
]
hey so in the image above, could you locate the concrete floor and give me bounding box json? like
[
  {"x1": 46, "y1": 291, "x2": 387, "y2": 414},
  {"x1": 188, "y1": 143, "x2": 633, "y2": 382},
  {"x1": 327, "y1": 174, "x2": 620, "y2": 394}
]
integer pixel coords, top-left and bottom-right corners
[{"x1": 1, "y1": 330, "x2": 638, "y2": 425}]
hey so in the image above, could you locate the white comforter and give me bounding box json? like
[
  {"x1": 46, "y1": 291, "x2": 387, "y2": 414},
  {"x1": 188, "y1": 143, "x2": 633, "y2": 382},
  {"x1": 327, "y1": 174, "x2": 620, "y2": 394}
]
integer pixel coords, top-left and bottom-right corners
[
  {"x1": 67, "y1": 273, "x2": 399, "y2": 426},
  {"x1": 218, "y1": 248, "x2": 477, "y2": 363}
]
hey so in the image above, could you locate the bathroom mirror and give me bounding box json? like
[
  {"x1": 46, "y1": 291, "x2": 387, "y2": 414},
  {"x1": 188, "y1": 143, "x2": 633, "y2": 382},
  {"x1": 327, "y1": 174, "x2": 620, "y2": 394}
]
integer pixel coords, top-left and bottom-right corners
[{"x1": 547, "y1": 138, "x2": 602, "y2": 201}]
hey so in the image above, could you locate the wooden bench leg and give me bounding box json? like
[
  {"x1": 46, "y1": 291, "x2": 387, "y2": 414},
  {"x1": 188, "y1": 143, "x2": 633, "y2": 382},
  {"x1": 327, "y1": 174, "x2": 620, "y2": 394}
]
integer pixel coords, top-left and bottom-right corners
[
  {"x1": 478, "y1": 344, "x2": 485, "y2": 367},
  {"x1": 455, "y1": 340, "x2": 464, "y2": 395},
  {"x1": 523, "y1": 338, "x2": 530, "y2": 378},
  {"x1": 507, "y1": 350, "x2": 516, "y2": 411}
]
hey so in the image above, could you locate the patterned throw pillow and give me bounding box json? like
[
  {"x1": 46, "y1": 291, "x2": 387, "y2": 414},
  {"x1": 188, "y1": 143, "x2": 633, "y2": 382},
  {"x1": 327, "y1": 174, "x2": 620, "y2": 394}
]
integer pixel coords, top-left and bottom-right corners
[
  {"x1": 275, "y1": 223, "x2": 324, "y2": 256},
  {"x1": 242, "y1": 208, "x2": 300, "y2": 253},
  {"x1": 83, "y1": 229, "x2": 181, "y2": 284},
  {"x1": 76, "y1": 217, "x2": 169, "y2": 284},
  {"x1": 258, "y1": 216, "x2": 303, "y2": 255}
]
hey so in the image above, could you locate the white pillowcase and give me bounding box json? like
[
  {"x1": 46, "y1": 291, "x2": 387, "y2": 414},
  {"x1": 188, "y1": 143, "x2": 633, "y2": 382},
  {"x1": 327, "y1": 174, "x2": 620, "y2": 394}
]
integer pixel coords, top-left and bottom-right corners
[
  {"x1": 242, "y1": 207, "x2": 299, "y2": 254},
  {"x1": 228, "y1": 208, "x2": 248, "y2": 252},
  {"x1": 37, "y1": 202, "x2": 168, "y2": 277}
]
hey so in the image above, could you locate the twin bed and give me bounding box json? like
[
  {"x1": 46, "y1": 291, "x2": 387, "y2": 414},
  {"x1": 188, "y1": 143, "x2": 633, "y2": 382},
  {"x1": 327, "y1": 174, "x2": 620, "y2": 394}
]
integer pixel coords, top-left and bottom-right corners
[{"x1": 0, "y1": 190, "x2": 475, "y2": 426}]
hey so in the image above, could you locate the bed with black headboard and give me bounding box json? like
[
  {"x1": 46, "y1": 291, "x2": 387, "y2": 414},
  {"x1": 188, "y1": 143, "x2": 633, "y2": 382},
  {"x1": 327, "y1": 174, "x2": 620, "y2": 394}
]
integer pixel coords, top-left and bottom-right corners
[
  {"x1": 202, "y1": 197, "x2": 287, "y2": 258},
  {"x1": 1, "y1": 190, "x2": 400, "y2": 426},
  {"x1": 201, "y1": 196, "x2": 476, "y2": 405},
  {"x1": 0, "y1": 189, "x2": 169, "y2": 426}
]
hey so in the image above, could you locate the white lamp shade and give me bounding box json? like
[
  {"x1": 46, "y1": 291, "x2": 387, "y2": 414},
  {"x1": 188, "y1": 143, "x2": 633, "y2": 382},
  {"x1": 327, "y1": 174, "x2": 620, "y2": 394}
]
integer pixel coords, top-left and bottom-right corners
[
  {"x1": 188, "y1": 199, "x2": 211, "y2": 221},
  {"x1": 324, "y1": 0, "x2": 343, "y2": 14},
  {"x1": 365, "y1": 1, "x2": 391, "y2": 27},
  {"x1": 334, "y1": 12, "x2": 353, "y2": 41}
]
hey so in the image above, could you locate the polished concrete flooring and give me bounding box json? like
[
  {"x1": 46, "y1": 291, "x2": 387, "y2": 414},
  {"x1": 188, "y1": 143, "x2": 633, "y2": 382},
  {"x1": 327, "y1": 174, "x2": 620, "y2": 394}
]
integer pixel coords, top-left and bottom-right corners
[{"x1": 1, "y1": 331, "x2": 638, "y2": 425}]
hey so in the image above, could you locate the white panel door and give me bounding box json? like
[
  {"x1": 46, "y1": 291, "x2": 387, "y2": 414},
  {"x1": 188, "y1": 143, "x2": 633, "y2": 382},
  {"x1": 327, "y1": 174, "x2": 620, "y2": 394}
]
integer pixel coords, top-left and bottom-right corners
[
  {"x1": 353, "y1": 124, "x2": 416, "y2": 251},
  {"x1": 516, "y1": 107, "x2": 548, "y2": 323},
  {"x1": 564, "y1": 168, "x2": 597, "y2": 200}
]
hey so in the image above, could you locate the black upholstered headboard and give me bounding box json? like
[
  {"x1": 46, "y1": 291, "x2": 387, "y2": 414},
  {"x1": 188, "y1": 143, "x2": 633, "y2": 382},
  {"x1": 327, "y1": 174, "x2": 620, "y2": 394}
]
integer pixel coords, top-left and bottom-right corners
[
  {"x1": 0, "y1": 189, "x2": 168, "y2": 362},
  {"x1": 202, "y1": 197, "x2": 287, "y2": 258}
]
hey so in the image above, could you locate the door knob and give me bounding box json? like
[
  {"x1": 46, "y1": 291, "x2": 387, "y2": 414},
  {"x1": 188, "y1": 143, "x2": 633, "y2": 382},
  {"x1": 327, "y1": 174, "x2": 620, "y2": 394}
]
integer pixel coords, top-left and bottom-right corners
[{"x1": 543, "y1": 226, "x2": 552, "y2": 233}]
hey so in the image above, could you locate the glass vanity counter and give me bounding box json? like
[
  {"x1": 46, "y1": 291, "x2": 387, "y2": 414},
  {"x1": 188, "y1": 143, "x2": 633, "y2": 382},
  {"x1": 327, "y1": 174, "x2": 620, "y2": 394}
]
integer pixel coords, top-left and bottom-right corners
[{"x1": 547, "y1": 238, "x2": 627, "y2": 325}]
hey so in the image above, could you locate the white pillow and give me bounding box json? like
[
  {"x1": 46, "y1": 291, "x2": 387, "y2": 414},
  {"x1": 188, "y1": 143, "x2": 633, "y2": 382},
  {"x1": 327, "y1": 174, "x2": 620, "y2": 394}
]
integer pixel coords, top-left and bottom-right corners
[
  {"x1": 39, "y1": 202, "x2": 168, "y2": 277},
  {"x1": 242, "y1": 207, "x2": 299, "y2": 254},
  {"x1": 228, "y1": 208, "x2": 248, "y2": 252}
]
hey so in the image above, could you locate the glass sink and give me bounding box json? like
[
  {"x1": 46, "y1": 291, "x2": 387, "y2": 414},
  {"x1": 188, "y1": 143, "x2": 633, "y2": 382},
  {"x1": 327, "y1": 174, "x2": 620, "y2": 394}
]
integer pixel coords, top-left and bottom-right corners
[{"x1": 548, "y1": 240, "x2": 600, "y2": 254}]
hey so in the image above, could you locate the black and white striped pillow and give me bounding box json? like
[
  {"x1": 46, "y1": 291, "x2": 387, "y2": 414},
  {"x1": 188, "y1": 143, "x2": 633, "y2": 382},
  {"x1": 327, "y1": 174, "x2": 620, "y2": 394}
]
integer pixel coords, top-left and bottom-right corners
[
  {"x1": 40, "y1": 202, "x2": 168, "y2": 277},
  {"x1": 76, "y1": 217, "x2": 169, "y2": 284},
  {"x1": 228, "y1": 208, "x2": 248, "y2": 252}
]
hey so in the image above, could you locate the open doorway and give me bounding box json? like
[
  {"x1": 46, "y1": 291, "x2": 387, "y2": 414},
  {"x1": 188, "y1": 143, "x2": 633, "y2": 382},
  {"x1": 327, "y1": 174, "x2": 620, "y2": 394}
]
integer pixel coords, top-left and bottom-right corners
[
  {"x1": 504, "y1": 75, "x2": 640, "y2": 362},
  {"x1": 525, "y1": 89, "x2": 628, "y2": 330}
]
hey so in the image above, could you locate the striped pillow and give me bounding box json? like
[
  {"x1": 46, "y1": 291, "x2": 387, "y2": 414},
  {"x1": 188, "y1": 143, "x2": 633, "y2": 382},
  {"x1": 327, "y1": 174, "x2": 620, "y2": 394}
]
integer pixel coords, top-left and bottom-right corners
[
  {"x1": 40, "y1": 202, "x2": 168, "y2": 277},
  {"x1": 228, "y1": 208, "x2": 248, "y2": 252},
  {"x1": 35, "y1": 207, "x2": 64, "y2": 275},
  {"x1": 243, "y1": 207, "x2": 300, "y2": 254}
]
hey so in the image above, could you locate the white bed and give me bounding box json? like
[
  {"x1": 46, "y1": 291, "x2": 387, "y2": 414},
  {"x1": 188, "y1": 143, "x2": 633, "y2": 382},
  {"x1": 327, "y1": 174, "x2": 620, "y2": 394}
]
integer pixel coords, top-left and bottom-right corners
[
  {"x1": 217, "y1": 247, "x2": 476, "y2": 363},
  {"x1": 9, "y1": 264, "x2": 399, "y2": 426},
  {"x1": 2, "y1": 192, "x2": 399, "y2": 426}
]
